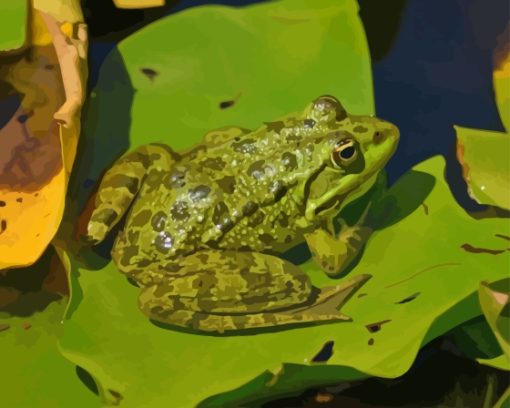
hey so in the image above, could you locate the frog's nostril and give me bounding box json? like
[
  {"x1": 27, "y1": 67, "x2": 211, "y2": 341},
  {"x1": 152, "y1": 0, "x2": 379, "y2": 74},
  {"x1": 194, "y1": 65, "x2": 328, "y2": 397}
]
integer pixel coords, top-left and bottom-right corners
[{"x1": 373, "y1": 131, "x2": 386, "y2": 145}]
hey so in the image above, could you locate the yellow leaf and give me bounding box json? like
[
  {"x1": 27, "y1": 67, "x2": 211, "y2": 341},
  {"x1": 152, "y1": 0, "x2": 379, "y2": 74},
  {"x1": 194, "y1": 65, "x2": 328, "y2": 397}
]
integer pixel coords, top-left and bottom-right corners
[
  {"x1": 112, "y1": 0, "x2": 165, "y2": 9},
  {"x1": 0, "y1": 1, "x2": 87, "y2": 269}
]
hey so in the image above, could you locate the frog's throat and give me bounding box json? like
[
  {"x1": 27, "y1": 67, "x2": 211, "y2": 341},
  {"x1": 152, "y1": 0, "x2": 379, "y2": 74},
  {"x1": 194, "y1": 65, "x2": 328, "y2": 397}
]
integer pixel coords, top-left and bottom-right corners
[{"x1": 304, "y1": 172, "x2": 378, "y2": 222}]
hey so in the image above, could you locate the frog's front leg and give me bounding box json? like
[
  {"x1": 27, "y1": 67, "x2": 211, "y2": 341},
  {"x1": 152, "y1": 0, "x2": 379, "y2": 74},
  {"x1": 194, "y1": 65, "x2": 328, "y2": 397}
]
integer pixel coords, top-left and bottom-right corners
[
  {"x1": 305, "y1": 206, "x2": 372, "y2": 277},
  {"x1": 137, "y1": 250, "x2": 370, "y2": 333},
  {"x1": 85, "y1": 143, "x2": 176, "y2": 244}
]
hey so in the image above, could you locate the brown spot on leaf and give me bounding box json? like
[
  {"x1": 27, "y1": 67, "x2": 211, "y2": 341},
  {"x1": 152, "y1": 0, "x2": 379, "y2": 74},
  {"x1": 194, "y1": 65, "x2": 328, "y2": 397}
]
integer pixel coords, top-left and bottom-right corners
[
  {"x1": 0, "y1": 201, "x2": 5, "y2": 207},
  {"x1": 461, "y1": 243, "x2": 506, "y2": 255},
  {"x1": 495, "y1": 233, "x2": 510, "y2": 242},
  {"x1": 140, "y1": 67, "x2": 158, "y2": 81},
  {"x1": 396, "y1": 292, "x2": 421, "y2": 304},
  {"x1": 0, "y1": 219, "x2": 7, "y2": 234},
  {"x1": 368, "y1": 338, "x2": 375, "y2": 346},
  {"x1": 0, "y1": 324, "x2": 10, "y2": 332},
  {"x1": 421, "y1": 203, "x2": 429, "y2": 215},
  {"x1": 365, "y1": 319, "x2": 391, "y2": 333},
  {"x1": 16, "y1": 197, "x2": 22, "y2": 203},
  {"x1": 219, "y1": 100, "x2": 235, "y2": 109},
  {"x1": 22, "y1": 322, "x2": 32, "y2": 330},
  {"x1": 357, "y1": 293, "x2": 368, "y2": 298}
]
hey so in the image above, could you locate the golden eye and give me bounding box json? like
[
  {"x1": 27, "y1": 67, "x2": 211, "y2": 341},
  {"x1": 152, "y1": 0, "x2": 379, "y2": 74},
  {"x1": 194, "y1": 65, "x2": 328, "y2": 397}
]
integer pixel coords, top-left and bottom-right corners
[{"x1": 332, "y1": 139, "x2": 357, "y2": 166}]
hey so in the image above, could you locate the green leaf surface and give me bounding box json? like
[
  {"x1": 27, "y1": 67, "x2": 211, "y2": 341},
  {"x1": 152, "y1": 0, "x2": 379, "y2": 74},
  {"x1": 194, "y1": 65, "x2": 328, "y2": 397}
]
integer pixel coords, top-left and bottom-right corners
[
  {"x1": 455, "y1": 127, "x2": 510, "y2": 210},
  {"x1": 58, "y1": 1, "x2": 510, "y2": 406},
  {"x1": 0, "y1": 301, "x2": 100, "y2": 408},
  {"x1": 0, "y1": 0, "x2": 26, "y2": 51},
  {"x1": 60, "y1": 155, "x2": 510, "y2": 407}
]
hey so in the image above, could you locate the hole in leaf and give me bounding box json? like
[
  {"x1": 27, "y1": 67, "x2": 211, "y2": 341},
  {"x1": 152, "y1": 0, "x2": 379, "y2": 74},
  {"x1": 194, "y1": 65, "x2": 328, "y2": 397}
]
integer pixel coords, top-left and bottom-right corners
[
  {"x1": 311, "y1": 340, "x2": 334, "y2": 363},
  {"x1": 76, "y1": 366, "x2": 99, "y2": 396}
]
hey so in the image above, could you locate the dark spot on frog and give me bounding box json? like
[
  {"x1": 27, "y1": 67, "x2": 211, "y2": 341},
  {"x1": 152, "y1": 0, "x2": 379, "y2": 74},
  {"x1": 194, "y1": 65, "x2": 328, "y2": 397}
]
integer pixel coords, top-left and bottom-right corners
[
  {"x1": 284, "y1": 234, "x2": 293, "y2": 243},
  {"x1": 189, "y1": 185, "x2": 211, "y2": 202},
  {"x1": 1, "y1": 219, "x2": 9, "y2": 233},
  {"x1": 219, "y1": 100, "x2": 235, "y2": 109},
  {"x1": 44, "y1": 64, "x2": 55, "y2": 70},
  {"x1": 217, "y1": 175, "x2": 236, "y2": 194},
  {"x1": 303, "y1": 119, "x2": 316, "y2": 129},
  {"x1": 242, "y1": 201, "x2": 258, "y2": 216},
  {"x1": 108, "y1": 389, "x2": 123, "y2": 403},
  {"x1": 278, "y1": 212, "x2": 289, "y2": 227},
  {"x1": 155, "y1": 231, "x2": 173, "y2": 253},
  {"x1": 151, "y1": 211, "x2": 167, "y2": 231},
  {"x1": 131, "y1": 209, "x2": 152, "y2": 226},
  {"x1": 140, "y1": 67, "x2": 158, "y2": 81},
  {"x1": 0, "y1": 201, "x2": 5, "y2": 207},
  {"x1": 247, "y1": 160, "x2": 266, "y2": 180},
  {"x1": 259, "y1": 233, "x2": 274, "y2": 245},
  {"x1": 373, "y1": 131, "x2": 385, "y2": 144},
  {"x1": 286, "y1": 133, "x2": 301, "y2": 142},
  {"x1": 171, "y1": 201, "x2": 190, "y2": 221},
  {"x1": 265, "y1": 121, "x2": 285, "y2": 133},
  {"x1": 212, "y1": 202, "x2": 233, "y2": 232},
  {"x1": 354, "y1": 125, "x2": 368, "y2": 133},
  {"x1": 34, "y1": 193, "x2": 39, "y2": 197},
  {"x1": 421, "y1": 203, "x2": 429, "y2": 215},
  {"x1": 16, "y1": 197, "x2": 22, "y2": 203},
  {"x1": 165, "y1": 170, "x2": 186, "y2": 188},
  {"x1": 248, "y1": 211, "x2": 265, "y2": 227},
  {"x1": 91, "y1": 208, "x2": 118, "y2": 227},
  {"x1": 311, "y1": 340, "x2": 334, "y2": 362},
  {"x1": 232, "y1": 138, "x2": 257, "y2": 154},
  {"x1": 368, "y1": 338, "x2": 375, "y2": 346},
  {"x1": 281, "y1": 152, "x2": 297, "y2": 170},
  {"x1": 365, "y1": 319, "x2": 391, "y2": 333},
  {"x1": 268, "y1": 180, "x2": 287, "y2": 202},
  {"x1": 108, "y1": 174, "x2": 139, "y2": 195},
  {"x1": 461, "y1": 243, "x2": 506, "y2": 255},
  {"x1": 201, "y1": 156, "x2": 226, "y2": 170}
]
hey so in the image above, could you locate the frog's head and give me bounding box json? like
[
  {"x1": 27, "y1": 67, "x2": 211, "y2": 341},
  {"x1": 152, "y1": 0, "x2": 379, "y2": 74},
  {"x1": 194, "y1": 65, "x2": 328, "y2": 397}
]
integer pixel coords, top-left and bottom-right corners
[{"x1": 298, "y1": 95, "x2": 399, "y2": 221}]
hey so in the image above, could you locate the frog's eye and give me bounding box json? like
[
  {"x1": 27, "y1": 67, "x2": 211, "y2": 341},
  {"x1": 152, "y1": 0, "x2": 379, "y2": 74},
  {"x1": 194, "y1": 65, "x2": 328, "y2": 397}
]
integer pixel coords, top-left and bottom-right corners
[
  {"x1": 332, "y1": 139, "x2": 357, "y2": 166},
  {"x1": 312, "y1": 95, "x2": 348, "y2": 122}
]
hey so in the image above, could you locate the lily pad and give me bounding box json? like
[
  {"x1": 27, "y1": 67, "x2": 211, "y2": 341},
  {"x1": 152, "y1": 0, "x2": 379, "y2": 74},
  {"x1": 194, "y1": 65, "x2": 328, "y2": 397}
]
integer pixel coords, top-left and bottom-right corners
[
  {"x1": 455, "y1": 127, "x2": 510, "y2": 211},
  {"x1": 0, "y1": 300, "x2": 100, "y2": 407},
  {"x1": 58, "y1": 155, "x2": 510, "y2": 407}
]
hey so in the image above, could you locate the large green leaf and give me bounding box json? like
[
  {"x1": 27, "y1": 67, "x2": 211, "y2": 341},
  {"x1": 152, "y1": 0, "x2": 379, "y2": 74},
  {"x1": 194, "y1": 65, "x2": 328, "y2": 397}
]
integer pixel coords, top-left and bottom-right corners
[
  {"x1": 59, "y1": 155, "x2": 510, "y2": 407},
  {"x1": 0, "y1": 301, "x2": 100, "y2": 407},
  {"x1": 56, "y1": 1, "x2": 510, "y2": 406}
]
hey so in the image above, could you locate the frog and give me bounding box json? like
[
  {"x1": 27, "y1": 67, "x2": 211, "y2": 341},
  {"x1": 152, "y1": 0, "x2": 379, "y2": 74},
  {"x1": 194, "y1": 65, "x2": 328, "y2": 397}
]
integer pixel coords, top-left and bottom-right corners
[{"x1": 85, "y1": 95, "x2": 399, "y2": 333}]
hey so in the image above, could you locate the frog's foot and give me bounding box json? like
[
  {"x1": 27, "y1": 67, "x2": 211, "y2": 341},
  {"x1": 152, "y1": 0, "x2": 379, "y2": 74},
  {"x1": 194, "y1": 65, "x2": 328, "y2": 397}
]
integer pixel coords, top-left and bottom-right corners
[
  {"x1": 305, "y1": 201, "x2": 374, "y2": 277},
  {"x1": 84, "y1": 143, "x2": 177, "y2": 244}
]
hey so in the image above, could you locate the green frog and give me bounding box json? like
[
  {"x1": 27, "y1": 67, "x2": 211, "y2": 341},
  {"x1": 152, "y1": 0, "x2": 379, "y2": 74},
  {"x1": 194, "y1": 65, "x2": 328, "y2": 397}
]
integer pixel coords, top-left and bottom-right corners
[{"x1": 85, "y1": 95, "x2": 399, "y2": 333}]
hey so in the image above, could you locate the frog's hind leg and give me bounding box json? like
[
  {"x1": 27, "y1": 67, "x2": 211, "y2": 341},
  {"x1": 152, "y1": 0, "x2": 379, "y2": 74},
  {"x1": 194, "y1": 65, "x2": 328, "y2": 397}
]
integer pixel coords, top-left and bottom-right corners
[
  {"x1": 86, "y1": 143, "x2": 177, "y2": 244},
  {"x1": 137, "y1": 250, "x2": 370, "y2": 333},
  {"x1": 142, "y1": 274, "x2": 370, "y2": 333}
]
